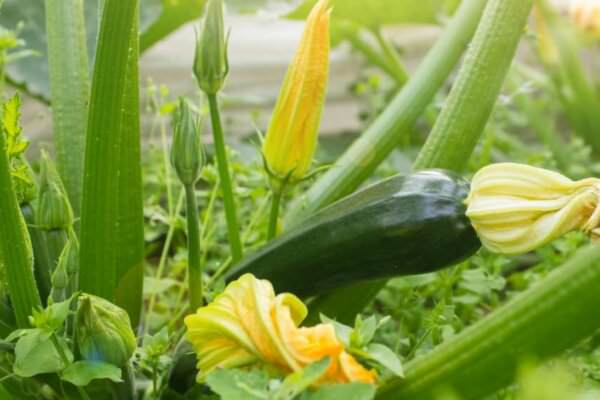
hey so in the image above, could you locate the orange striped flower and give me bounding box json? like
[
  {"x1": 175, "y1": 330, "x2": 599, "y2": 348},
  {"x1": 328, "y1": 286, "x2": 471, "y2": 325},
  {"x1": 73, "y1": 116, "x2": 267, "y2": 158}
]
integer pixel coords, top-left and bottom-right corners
[{"x1": 184, "y1": 274, "x2": 376, "y2": 384}]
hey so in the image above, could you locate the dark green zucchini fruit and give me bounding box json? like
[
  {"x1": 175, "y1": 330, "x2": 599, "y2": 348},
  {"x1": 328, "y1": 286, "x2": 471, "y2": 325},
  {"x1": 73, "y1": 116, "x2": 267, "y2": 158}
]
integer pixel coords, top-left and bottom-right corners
[{"x1": 226, "y1": 170, "x2": 481, "y2": 297}]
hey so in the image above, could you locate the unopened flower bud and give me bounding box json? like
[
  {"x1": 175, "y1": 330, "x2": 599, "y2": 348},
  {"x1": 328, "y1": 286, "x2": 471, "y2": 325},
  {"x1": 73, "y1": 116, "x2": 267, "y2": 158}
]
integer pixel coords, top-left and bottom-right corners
[
  {"x1": 170, "y1": 98, "x2": 204, "y2": 185},
  {"x1": 37, "y1": 151, "x2": 73, "y2": 230},
  {"x1": 76, "y1": 294, "x2": 136, "y2": 367},
  {"x1": 466, "y1": 163, "x2": 600, "y2": 255},
  {"x1": 194, "y1": 0, "x2": 229, "y2": 95},
  {"x1": 262, "y1": 0, "x2": 331, "y2": 183}
]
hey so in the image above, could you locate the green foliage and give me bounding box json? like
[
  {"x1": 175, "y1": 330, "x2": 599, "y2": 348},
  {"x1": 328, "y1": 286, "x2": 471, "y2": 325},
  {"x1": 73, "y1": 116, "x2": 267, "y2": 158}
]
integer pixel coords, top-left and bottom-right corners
[
  {"x1": 61, "y1": 361, "x2": 123, "y2": 387},
  {"x1": 322, "y1": 315, "x2": 404, "y2": 378},
  {"x1": 205, "y1": 359, "x2": 376, "y2": 400}
]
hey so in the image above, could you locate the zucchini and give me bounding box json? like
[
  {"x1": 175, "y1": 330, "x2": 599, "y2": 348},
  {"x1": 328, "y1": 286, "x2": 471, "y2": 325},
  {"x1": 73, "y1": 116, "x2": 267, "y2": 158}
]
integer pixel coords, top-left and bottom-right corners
[{"x1": 226, "y1": 170, "x2": 481, "y2": 297}]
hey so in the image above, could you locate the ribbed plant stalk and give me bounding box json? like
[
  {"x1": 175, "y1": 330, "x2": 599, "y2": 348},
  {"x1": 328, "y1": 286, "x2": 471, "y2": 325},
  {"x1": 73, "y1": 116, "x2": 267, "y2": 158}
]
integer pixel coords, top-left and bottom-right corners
[
  {"x1": 113, "y1": 4, "x2": 145, "y2": 328},
  {"x1": 45, "y1": 0, "x2": 90, "y2": 216},
  {"x1": 413, "y1": 0, "x2": 534, "y2": 170},
  {"x1": 0, "y1": 128, "x2": 41, "y2": 327},
  {"x1": 184, "y1": 185, "x2": 203, "y2": 310},
  {"x1": 20, "y1": 203, "x2": 51, "y2": 305},
  {"x1": 377, "y1": 244, "x2": 600, "y2": 399},
  {"x1": 206, "y1": 94, "x2": 243, "y2": 262},
  {"x1": 79, "y1": 0, "x2": 143, "y2": 318},
  {"x1": 285, "y1": 0, "x2": 487, "y2": 225},
  {"x1": 306, "y1": 0, "x2": 533, "y2": 325}
]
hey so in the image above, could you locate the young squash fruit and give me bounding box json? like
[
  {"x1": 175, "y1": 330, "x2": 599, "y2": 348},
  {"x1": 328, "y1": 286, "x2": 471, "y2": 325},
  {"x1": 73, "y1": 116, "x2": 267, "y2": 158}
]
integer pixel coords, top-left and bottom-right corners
[{"x1": 226, "y1": 170, "x2": 481, "y2": 297}]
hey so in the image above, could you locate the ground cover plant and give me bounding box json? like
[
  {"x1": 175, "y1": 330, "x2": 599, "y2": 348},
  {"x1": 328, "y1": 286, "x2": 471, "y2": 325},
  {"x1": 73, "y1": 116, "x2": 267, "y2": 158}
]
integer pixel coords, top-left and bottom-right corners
[{"x1": 2, "y1": 0, "x2": 600, "y2": 399}]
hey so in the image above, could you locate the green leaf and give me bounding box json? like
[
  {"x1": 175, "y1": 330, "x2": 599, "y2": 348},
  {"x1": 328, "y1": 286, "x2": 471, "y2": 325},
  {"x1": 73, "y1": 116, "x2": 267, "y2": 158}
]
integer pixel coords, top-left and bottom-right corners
[
  {"x1": 301, "y1": 383, "x2": 376, "y2": 400},
  {"x1": 272, "y1": 358, "x2": 331, "y2": 400},
  {"x1": 0, "y1": 0, "x2": 162, "y2": 101},
  {"x1": 349, "y1": 315, "x2": 377, "y2": 349},
  {"x1": 143, "y1": 277, "x2": 180, "y2": 296},
  {"x1": 28, "y1": 296, "x2": 73, "y2": 331},
  {"x1": 142, "y1": 326, "x2": 169, "y2": 357},
  {"x1": 61, "y1": 361, "x2": 123, "y2": 386},
  {"x1": 2, "y1": 94, "x2": 27, "y2": 160},
  {"x1": 364, "y1": 343, "x2": 403, "y2": 377},
  {"x1": 205, "y1": 368, "x2": 270, "y2": 400},
  {"x1": 13, "y1": 329, "x2": 72, "y2": 377}
]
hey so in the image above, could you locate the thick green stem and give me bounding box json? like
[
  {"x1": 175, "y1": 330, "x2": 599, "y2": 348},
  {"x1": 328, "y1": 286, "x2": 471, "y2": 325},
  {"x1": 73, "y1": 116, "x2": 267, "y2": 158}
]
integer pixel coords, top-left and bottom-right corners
[
  {"x1": 413, "y1": 0, "x2": 534, "y2": 170},
  {"x1": 0, "y1": 131, "x2": 41, "y2": 328},
  {"x1": 377, "y1": 244, "x2": 600, "y2": 399},
  {"x1": 206, "y1": 94, "x2": 243, "y2": 262},
  {"x1": 267, "y1": 190, "x2": 283, "y2": 240},
  {"x1": 185, "y1": 185, "x2": 203, "y2": 311},
  {"x1": 45, "y1": 0, "x2": 90, "y2": 216},
  {"x1": 79, "y1": 0, "x2": 141, "y2": 304},
  {"x1": 286, "y1": 0, "x2": 487, "y2": 224}
]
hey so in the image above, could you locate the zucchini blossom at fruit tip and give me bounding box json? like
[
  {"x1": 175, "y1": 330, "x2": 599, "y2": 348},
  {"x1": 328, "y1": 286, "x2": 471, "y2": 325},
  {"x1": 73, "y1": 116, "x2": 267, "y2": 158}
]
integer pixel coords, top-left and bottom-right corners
[
  {"x1": 570, "y1": 0, "x2": 600, "y2": 36},
  {"x1": 465, "y1": 163, "x2": 600, "y2": 255},
  {"x1": 184, "y1": 273, "x2": 376, "y2": 384},
  {"x1": 261, "y1": 0, "x2": 331, "y2": 185}
]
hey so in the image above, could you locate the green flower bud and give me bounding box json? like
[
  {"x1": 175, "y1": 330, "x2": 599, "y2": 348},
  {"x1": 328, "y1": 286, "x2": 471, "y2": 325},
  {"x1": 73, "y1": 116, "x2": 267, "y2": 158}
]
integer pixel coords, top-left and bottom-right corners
[
  {"x1": 37, "y1": 151, "x2": 73, "y2": 230},
  {"x1": 170, "y1": 98, "x2": 204, "y2": 185},
  {"x1": 193, "y1": 0, "x2": 229, "y2": 95},
  {"x1": 76, "y1": 294, "x2": 136, "y2": 367}
]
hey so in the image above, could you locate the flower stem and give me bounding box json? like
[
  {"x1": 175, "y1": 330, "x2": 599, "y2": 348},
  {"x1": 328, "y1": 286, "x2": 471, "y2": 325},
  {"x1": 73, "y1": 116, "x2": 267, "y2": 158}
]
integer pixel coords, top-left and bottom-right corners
[
  {"x1": 206, "y1": 93, "x2": 243, "y2": 262},
  {"x1": 184, "y1": 184, "x2": 203, "y2": 311},
  {"x1": 267, "y1": 190, "x2": 283, "y2": 240}
]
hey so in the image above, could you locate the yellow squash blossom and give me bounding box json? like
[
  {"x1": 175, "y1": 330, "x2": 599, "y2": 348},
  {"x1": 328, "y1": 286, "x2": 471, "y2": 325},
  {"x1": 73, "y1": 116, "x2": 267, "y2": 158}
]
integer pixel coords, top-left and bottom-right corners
[
  {"x1": 261, "y1": 0, "x2": 331, "y2": 183},
  {"x1": 466, "y1": 163, "x2": 600, "y2": 255},
  {"x1": 184, "y1": 274, "x2": 375, "y2": 384},
  {"x1": 570, "y1": 0, "x2": 600, "y2": 36}
]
